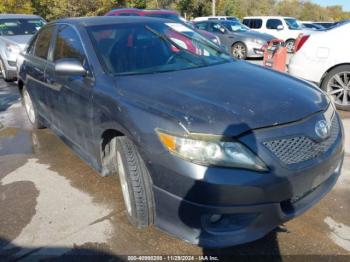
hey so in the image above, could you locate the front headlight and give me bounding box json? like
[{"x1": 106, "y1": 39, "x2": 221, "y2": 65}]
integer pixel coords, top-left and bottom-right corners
[
  {"x1": 157, "y1": 130, "x2": 267, "y2": 171},
  {"x1": 6, "y1": 43, "x2": 20, "y2": 54},
  {"x1": 250, "y1": 39, "x2": 266, "y2": 45}
]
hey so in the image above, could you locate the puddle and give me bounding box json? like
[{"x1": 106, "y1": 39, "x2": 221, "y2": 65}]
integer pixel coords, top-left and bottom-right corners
[
  {"x1": 324, "y1": 217, "x2": 350, "y2": 252},
  {"x1": 0, "y1": 128, "x2": 33, "y2": 156},
  {"x1": 1, "y1": 158, "x2": 113, "y2": 258}
]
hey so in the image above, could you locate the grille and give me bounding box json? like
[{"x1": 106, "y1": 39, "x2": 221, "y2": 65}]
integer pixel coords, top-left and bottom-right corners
[{"x1": 263, "y1": 116, "x2": 339, "y2": 165}]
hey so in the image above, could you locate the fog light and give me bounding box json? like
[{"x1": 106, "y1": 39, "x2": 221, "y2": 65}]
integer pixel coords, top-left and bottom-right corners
[{"x1": 209, "y1": 214, "x2": 222, "y2": 223}]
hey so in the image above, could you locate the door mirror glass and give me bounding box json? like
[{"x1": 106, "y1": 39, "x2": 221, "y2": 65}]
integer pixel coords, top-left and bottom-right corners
[{"x1": 55, "y1": 58, "x2": 87, "y2": 76}]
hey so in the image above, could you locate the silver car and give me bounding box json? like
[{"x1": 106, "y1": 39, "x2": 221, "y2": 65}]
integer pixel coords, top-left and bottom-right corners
[
  {"x1": 0, "y1": 14, "x2": 45, "y2": 81},
  {"x1": 194, "y1": 20, "x2": 276, "y2": 59}
]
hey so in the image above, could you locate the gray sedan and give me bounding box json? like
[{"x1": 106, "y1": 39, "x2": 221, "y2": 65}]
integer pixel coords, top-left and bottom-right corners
[
  {"x1": 194, "y1": 20, "x2": 276, "y2": 59},
  {"x1": 0, "y1": 14, "x2": 45, "y2": 81}
]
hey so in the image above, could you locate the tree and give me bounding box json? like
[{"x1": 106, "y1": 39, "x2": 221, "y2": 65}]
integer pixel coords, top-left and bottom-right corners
[{"x1": 0, "y1": 0, "x2": 34, "y2": 14}]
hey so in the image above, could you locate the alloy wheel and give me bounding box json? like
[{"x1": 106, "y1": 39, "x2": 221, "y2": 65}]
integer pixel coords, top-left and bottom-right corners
[
  {"x1": 232, "y1": 43, "x2": 246, "y2": 59},
  {"x1": 286, "y1": 40, "x2": 295, "y2": 53},
  {"x1": 327, "y1": 71, "x2": 350, "y2": 107}
]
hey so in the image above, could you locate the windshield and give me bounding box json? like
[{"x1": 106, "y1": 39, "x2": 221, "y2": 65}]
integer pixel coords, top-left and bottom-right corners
[
  {"x1": 284, "y1": 18, "x2": 302, "y2": 30},
  {"x1": 221, "y1": 21, "x2": 250, "y2": 32},
  {"x1": 87, "y1": 22, "x2": 231, "y2": 76},
  {"x1": 0, "y1": 18, "x2": 45, "y2": 36}
]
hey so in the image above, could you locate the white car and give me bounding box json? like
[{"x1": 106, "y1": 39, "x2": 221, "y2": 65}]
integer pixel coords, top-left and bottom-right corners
[
  {"x1": 242, "y1": 16, "x2": 312, "y2": 52},
  {"x1": 193, "y1": 16, "x2": 239, "y2": 22},
  {"x1": 289, "y1": 22, "x2": 350, "y2": 111}
]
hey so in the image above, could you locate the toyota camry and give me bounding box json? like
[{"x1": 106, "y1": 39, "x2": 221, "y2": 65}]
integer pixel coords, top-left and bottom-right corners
[{"x1": 17, "y1": 17, "x2": 344, "y2": 248}]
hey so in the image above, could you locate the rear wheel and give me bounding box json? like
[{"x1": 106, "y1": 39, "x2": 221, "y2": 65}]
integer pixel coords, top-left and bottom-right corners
[
  {"x1": 22, "y1": 86, "x2": 45, "y2": 128},
  {"x1": 231, "y1": 42, "x2": 247, "y2": 60},
  {"x1": 321, "y1": 65, "x2": 350, "y2": 111},
  {"x1": 115, "y1": 136, "x2": 155, "y2": 228}
]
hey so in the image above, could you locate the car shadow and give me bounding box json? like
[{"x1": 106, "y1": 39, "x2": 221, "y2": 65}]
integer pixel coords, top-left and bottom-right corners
[
  {"x1": 0, "y1": 82, "x2": 19, "y2": 112},
  {"x1": 178, "y1": 123, "x2": 290, "y2": 260},
  {"x1": 0, "y1": 236, "x2": 126, "y2": 261}
]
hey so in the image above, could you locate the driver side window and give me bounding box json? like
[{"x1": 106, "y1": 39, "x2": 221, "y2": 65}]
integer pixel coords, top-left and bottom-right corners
[
  {"x1": 209, "y1": 23, "x2": 224, "y2": 33},
  {"x1": 53, "y1": 25, "x2": 86, "y2": 64}
]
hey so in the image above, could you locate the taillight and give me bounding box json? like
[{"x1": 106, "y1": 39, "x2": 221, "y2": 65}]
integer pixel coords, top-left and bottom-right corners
[{"x1": 295, "y1": 35, "x2": 310, "y2": 52}]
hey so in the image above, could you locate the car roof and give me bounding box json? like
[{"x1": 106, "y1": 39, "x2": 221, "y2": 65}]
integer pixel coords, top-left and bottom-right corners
[
  {"x1": 0, "y1": 14, "x2": 43, "y2": 19},
  {"x1": 243, "y1": 16, "x2": 295, "y2": 19},
  {"x1": 108, "y1": 8, "x2": 178, "y2": 15},
  {"x1": 51, "y1": 16, "x2": 168, "y2": 27}
]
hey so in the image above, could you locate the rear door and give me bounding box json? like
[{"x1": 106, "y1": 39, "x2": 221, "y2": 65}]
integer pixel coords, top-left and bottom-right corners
[
  {"x1": 45, "y1": 24, "x2": 94, "y2": 152},
  {"x1": 22, "y1": 25, "x2": 55, "y2": 121}
]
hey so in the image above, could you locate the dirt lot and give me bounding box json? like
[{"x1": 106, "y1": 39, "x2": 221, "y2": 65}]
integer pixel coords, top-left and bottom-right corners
[{"x1": 0, "y1": 77, "x2": 349, "y2": 261}]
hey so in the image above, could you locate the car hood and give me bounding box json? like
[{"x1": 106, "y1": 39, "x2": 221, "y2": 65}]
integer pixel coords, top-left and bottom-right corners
[
  {"x1": 0, "y1": 35, "x2": 33, "y2": 50},
  {"x1": 115, "y1": 61, "x2": 328, "y2": 136},
  {"x1": 231, "y1": 30, "x2": 275, "y2": 41}
]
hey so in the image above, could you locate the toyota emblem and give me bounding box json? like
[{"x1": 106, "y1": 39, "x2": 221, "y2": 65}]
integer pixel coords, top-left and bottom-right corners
[{"x1": 315, "y1": 120, "x2": 331, "y2": 140}]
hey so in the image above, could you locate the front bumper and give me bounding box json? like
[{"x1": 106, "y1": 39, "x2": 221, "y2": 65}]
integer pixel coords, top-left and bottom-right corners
[
  {"x1": 246, "y1": 42, "x2": 265, "y2": 58},
  {"x1": 146, "y1": 113, "x2": 344, "y2": 248}
]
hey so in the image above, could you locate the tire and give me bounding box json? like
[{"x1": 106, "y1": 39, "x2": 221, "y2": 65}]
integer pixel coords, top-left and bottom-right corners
[
  {"x1": 231, "y1": 42, "x2": 247, "y2": 60},
  {"x1": 115, "y1": 136, "x2": 155, "y2": 228},
  {"x1": 0, "y1": 57, "x2": 11, "y2": 82},
  {"x1": 321, "y1": 65, "x2": 350, "y2": 111},
  {"x1": 285, "y1": 39, "x2": 295, "y2": 53},
  {"x1": 21, "y1": 86, "x2": 46, "y2": 128}
]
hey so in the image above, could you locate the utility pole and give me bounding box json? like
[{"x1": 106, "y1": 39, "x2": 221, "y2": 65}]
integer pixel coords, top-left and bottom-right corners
[{"x1": 212, "y1": 0, "x2": 216, "y2": 16}]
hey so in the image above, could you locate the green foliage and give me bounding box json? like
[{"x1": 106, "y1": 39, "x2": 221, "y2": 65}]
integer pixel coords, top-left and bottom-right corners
[{"x1": 0, "y1": 0, "x2": 349, "y2": 21}]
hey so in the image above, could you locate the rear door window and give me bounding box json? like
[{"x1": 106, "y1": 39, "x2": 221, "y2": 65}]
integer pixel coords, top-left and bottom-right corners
[
  {"x1": 266, "y1": 19, "x2": 283, "y2": 29},
  {"x1": 195, "y1": 22, "x2": 208, "y2": 30},
  {"x1": 243, "y1": 19, "x2": 262, "y2": 29},
  {"x1": 33, "y1": 26, "x2": 54, "y2": 59}
]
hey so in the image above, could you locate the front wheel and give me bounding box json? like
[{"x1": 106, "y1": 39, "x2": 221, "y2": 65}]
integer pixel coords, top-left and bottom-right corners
[
  {"x1": 115, "y1": 136, "x2": 155, "y2": 228},
  {"x1": 321, "y1": 65, "x2": 350, "y2": 111},
  {"x1": 22, "y1": 86, "x2": 45, "y2": 128},
  {"x1": 0, "y1": 58, "x2": 11, "y2": 82},
  {"x1": 231, "y1": 42, "x2": 247, "y2": 60}
]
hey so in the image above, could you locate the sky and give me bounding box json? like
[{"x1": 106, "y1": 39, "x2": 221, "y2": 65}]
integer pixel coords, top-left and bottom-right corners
[{"x1": 313, "y1": 0, "x2": 350, "y2": 11}]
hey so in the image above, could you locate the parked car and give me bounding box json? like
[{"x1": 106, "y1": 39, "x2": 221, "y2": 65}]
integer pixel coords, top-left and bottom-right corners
[
  {"x1": 242, "y1": 16, "x2": 311, "y2": 52},
  {"x1": 18, "y1": 16, "x2": 344, "y2": 248},
  {"x1": 0, "y1": 14, "x2": 45, "y2": 81},
  {"x1": 289, "y1": 22, "x2": 350, "y2": 111},
  {"x1": 300, "y1": 21, "x2": 325, "y2": 30},
  {"x1": 106, "y1": 8, "x2": 221, "y2": 45},
  {"x1": 193, "y1": 16, "x2": 239, "y2": 22},
  {"x1": 312, "y1": 21, "x2": 335, "y2": 29},
  {"x1": 194, "y1": 20, "x2": 275, "y2": 59}
]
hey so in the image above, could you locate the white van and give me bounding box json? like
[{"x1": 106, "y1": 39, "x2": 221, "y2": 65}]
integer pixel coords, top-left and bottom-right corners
[
  {"x1": 242, "y1": 16, "x2": 311, "y2": 52},
  {"x1": 193, "y1": 16, "x2": 239, "y2": 22}
]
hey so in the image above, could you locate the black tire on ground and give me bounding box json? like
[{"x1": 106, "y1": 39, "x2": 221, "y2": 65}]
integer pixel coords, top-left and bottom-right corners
[
  {"x1": 0, "y1": 57, "x2": 12, "y2": 82},
  {"x1": 115, "y1": 136, "x2": 155, "y2": 228},
  {"x1": 285, "y1": 39, "x2": 296, "y2": 53},
  {"x1": 21, "y1": 86, "x2": 46, "y2": 129},
  {"x1": 321, "y1": 65, "x2": 350, "y2": 111},
  {"x1": 231, "y1": 42, "x2": 247, "y2": 60}
]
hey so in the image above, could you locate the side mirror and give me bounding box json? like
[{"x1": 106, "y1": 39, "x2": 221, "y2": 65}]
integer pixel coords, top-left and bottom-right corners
[
  {"x1": 54, "y1": 58, "x2": 87, "y2": 77},
  {"x1": 277, "y1": 25, "x2": 284, "y2": 30},
  {"x1": 219, "y1": 27, "x2": 226, "y2": 34}
]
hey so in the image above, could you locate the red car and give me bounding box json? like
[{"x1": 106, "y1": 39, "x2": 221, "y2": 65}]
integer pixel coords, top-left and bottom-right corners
[{"x1": 105, "y1": 8, "x2": 221, "y2": 45}]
